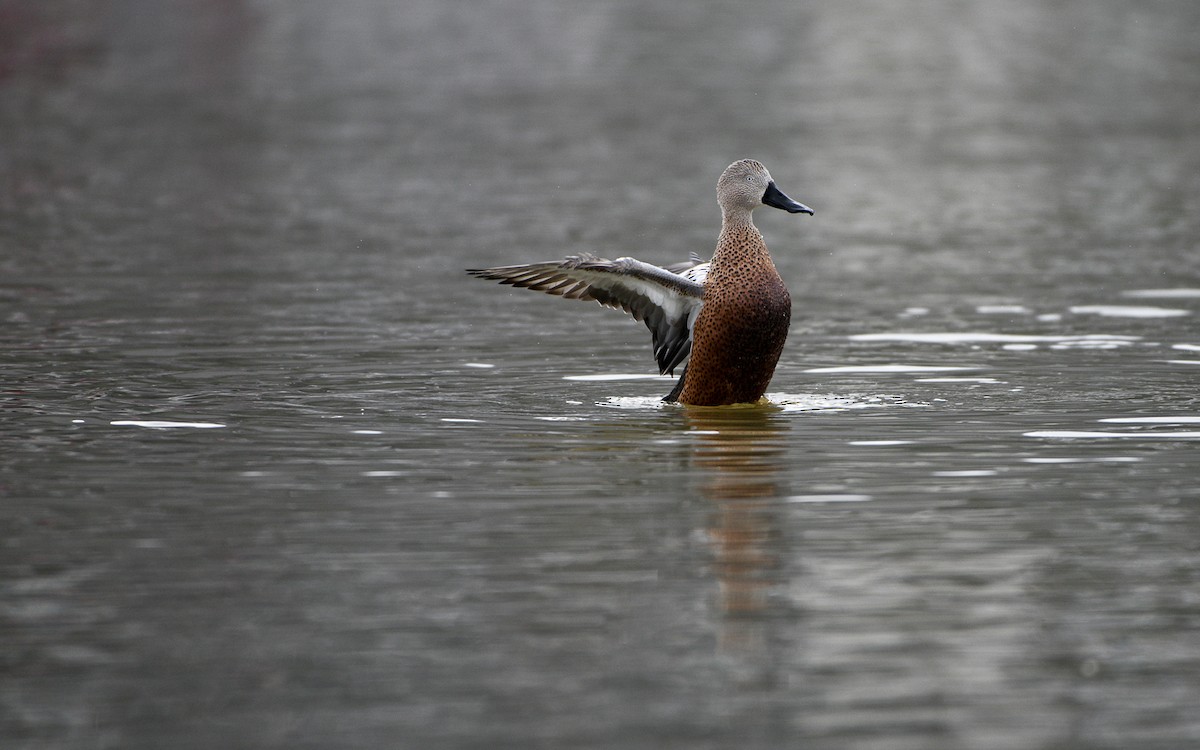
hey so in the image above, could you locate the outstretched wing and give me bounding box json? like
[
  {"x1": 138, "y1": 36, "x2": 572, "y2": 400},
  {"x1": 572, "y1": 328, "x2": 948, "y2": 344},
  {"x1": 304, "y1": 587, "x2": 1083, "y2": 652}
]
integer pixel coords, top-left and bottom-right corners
[{"x1": 467, "y1": 253, "x2": 705, "y2": 376}]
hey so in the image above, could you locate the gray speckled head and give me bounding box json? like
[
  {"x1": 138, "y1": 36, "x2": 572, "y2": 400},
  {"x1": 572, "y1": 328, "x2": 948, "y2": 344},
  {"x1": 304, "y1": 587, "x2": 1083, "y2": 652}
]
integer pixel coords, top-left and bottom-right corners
[
  {"x1": 717, "y1": 159, "x2": 813, "y2": 217},
  {"x1": 716, "y1": 159, "x2": 773, "y2": 215}
]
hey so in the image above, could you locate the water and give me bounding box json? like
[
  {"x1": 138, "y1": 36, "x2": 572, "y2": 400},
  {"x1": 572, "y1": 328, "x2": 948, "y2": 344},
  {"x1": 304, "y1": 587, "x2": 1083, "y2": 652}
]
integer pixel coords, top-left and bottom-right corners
[{"x1": 3, "y1": 1, "x2": 1200, "y2": 748}]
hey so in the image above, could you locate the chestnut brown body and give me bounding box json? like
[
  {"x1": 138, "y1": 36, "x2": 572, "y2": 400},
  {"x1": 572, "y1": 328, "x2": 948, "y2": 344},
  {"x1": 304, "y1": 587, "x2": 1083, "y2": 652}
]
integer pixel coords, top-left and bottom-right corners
[{"x1": 678, "y1": 224, "x2": 791, "y2": 405}]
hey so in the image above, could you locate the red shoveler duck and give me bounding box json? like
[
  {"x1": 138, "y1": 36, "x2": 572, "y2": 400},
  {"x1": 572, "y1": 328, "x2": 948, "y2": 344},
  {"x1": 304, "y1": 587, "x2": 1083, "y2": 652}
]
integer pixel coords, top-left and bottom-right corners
[{"x1": 467, "y1": 159, "x2": 813, "y2": 406}]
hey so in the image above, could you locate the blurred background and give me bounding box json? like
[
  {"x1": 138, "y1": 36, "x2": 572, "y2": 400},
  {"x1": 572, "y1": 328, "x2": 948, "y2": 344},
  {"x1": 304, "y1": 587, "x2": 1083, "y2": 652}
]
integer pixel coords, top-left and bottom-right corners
[{"x1": 3, "y1": 1, "x2": 1199, "y2": 748}]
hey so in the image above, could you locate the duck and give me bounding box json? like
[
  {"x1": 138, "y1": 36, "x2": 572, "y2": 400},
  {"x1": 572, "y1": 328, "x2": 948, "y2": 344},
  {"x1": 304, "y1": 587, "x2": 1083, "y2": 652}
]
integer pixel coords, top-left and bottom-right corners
[{"x1": 467, "y1": 159, "x2": 812, "y2": 406}]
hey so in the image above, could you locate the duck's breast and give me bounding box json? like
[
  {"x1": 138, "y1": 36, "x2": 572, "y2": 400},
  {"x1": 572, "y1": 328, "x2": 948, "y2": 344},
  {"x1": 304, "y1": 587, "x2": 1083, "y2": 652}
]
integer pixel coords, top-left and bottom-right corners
[{"x1": 680, "y1": 264, "x2": 791, "y2": 405}]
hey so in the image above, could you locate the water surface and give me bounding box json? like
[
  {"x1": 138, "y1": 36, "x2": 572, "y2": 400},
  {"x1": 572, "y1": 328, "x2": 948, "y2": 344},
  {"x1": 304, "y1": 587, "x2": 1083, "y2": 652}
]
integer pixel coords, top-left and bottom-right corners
[{"x1": 3, "y1": 1, "x2": 1200, "y2": 748}]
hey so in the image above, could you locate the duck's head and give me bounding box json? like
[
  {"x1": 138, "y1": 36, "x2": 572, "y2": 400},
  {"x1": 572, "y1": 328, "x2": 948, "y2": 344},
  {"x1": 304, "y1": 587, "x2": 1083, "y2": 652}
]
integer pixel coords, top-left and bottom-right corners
[{"x1": 717, "y1": 159, "x2": 813, "y2": 217}]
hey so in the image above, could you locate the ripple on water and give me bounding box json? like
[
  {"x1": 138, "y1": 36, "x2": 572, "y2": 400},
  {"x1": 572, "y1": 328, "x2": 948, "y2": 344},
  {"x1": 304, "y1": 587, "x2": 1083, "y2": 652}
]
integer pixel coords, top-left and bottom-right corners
[
  {"x1": 1048, "y1": 339, "x2": 1138, "y2": 350},
  {"x1": 563, "y1": 373, "x2": 674, "y2": 382},
  {"x1": 785, "y1": 494, "x2": 873, "y2": 503},
  {"x1": 598, "y1": 393, "x2": 921, "y2": 412},
  {"x1": 1027, "y1": 416, "x2": 1200, "y2": 440},
  {"x1": 773, "y1": 393, "x2": 921, "y2": 412},
  {"x1": 600, "y1": 395, "x2": 671, "y2": 410},
  {"x1": 1121, "y1": 288, "x2": 1200, "y2": 299},
  {"x1": 850, "y1": 332, "x2": 1141, "y2": 346},
  {"x1": 1023, "y1": 457, "x2": 1142, "y2": 464},
  {"x1": 1099, "y1": 416, "x2": 1200, "y2": 424},
  {"x1": 110, "y1": 420, "x2": 227, "y2": 429},
  {"x1": 1026, "y1": 430, "x2": 1200, "y2": 440},
  {"x1": 915, "y1": 377, "x2": 1004, "y2": 383},
  {"x1": 1069, "y1": 305, "x2": 1190, "y2": 318},
  {"x1": 933, "y1": 469, "x2": 998, "y2": 477},
  {"x1": 976, "y1": 305, "x2": 1030, "y2": 314},
  {"x1": 802, "y1": 364, "x2": 979, "y2": 374}
]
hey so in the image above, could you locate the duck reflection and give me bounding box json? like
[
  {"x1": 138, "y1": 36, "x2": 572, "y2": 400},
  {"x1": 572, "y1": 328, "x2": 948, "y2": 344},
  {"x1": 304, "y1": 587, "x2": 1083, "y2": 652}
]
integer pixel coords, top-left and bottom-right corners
[{"x1": 684, "y1": 404, "x2": 790, "y2": 657}]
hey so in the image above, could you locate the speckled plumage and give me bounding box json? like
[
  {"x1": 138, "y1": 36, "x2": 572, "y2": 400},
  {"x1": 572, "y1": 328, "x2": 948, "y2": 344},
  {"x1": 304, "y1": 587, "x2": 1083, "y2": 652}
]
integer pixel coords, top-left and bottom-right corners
[
  {"x1": 678, "y1": 223, "x2": 792, "y2": 405},
  {"x1": 467, "y1": 159, "x2": 812, "y2": 406}
]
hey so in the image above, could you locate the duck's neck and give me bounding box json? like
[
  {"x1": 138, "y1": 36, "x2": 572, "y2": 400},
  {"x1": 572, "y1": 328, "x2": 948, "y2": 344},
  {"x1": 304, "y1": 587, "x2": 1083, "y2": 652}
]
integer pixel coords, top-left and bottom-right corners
[
  {"x1": 720, "y1": 207, "x2": 757, "y2": 231},
  {"x1": 714, "y1": 211, "x2": 766, "y2": 262}
]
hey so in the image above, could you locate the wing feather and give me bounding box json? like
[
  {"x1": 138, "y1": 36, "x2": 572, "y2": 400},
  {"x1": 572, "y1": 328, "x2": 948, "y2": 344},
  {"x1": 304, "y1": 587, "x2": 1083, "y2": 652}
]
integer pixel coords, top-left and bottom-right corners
[
  {"x1": 664, "y1": 252, "x2": 710, "y2": 286},
  {"x1": 467, "y1": 253, "x2": 705, "y2": 376}
]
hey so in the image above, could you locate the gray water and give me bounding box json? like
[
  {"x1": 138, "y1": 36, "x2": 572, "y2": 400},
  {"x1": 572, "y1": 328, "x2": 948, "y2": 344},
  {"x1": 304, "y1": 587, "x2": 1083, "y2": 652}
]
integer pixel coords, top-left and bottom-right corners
[{"x1": 3, "y1": 1, "x2": 1200, "y2": 748}]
